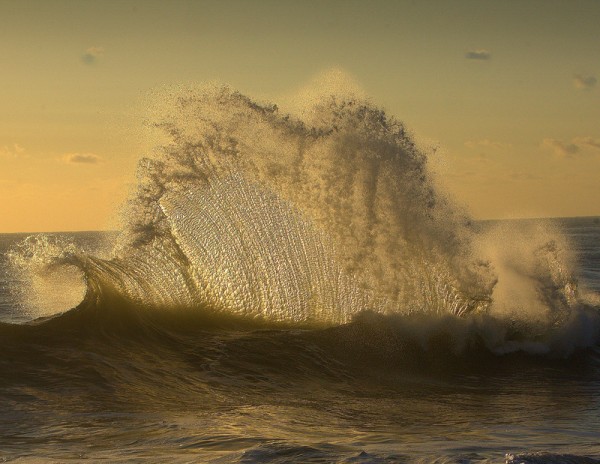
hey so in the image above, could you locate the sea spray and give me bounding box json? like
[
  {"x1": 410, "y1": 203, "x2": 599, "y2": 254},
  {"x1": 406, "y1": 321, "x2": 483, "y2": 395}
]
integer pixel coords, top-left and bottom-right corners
[
  {"x1": 6, "y1": 234, "x2": 87, "y2": 318},
  {"x1": 104, "y1": 85, "x2": 498, "y2": 321},
  {"x1": 6, "y1": 84, "x2": 593, "y2": 348},
  {"x1": 476, "y1": 220, "x2": 579, "y2": 326}
]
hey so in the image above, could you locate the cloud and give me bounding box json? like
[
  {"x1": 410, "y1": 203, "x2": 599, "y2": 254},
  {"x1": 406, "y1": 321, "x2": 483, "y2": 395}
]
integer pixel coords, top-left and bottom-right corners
[
  {"x1": 573, "y1": 74, "x2": 596, "y2": 90},
  {"x1": 0, "y1": 143, "x2": 26, "y2": 159},
  {"x1": 465, "y1": 49, "x2": 491, "y2": 60},
  {"x1": 61, "y1": 153, "x2": 103, "y2": 164},
  {"x1": 542, "y1": 137, "x2": 600, "y2": 159},
  {"x1": 464, "y1": 139, "x2": 511, "y2": 150},
  {"x1": 542, "y1": 139, "x2": 580, "y2": 158},
  {"x1": 82, "y1": 46, "x2": 104, "y2": 64},
  {"x1": 573, "y1": 137, "x2": 600, "y2": 151}
]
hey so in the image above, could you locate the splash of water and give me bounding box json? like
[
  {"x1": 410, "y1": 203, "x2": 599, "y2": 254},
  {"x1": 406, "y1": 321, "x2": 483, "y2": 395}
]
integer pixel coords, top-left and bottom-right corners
[
  {"x1": 104, "y1": 85, "x2": 498, "y2": 321},
  {"x1": 7, "y1": 234, "x2": 87, "y2": 318},
  {"x1": 7, "y1": 84, "x2": 588, "y2": 336}
]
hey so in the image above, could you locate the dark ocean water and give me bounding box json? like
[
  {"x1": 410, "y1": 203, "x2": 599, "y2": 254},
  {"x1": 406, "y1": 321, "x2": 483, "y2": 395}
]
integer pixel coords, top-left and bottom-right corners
[{"x1": 0, "y1": 217, "x2": 599, "y2": 463}]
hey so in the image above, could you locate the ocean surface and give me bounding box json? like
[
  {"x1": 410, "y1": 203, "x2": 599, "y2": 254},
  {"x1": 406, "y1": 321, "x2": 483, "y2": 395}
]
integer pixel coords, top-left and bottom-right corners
[{"x1": 1, "y1": 87, "x2": 599, "y2": 463}]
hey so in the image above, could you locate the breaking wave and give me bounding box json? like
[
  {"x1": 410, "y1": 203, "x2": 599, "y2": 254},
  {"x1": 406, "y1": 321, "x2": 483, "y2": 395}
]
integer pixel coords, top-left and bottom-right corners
[{"x1": 6, "y1": 84, "x2": 599, "y2": 356}]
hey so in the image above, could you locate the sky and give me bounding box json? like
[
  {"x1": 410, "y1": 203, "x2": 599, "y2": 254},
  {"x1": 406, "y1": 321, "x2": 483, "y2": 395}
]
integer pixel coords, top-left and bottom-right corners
[{"x1": 1, "y1": 0, "x2": 599, "y2": 232}]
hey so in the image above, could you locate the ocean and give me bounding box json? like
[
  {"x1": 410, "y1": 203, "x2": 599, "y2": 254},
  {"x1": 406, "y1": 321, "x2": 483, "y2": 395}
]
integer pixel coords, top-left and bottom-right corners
[{"x1": 1, "y1": 86, "x2": 599, "y2": 463}]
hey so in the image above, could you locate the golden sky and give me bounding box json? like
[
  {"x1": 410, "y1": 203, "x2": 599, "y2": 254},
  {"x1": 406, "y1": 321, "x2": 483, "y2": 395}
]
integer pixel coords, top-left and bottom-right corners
[{"x1": 1, "y1": 0, "x2": 599, "y2": 232}]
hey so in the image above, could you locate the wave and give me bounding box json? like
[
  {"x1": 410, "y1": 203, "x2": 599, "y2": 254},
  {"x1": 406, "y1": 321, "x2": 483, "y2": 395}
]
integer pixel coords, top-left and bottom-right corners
[
  {"x1": 1, "y1": 294, "x2": 599, "y2": 404},
  {"x1": 5, "y1": 84, "x2": 600, "y2": 359}
]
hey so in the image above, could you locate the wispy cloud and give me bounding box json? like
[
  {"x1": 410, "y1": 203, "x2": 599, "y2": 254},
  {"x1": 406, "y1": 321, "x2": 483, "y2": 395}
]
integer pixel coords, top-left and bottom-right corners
[
  {"x1": 542, "y1": 137, "x2": 600, "y2": 158},
  {"x1": 464, "y1": 139, "x2": 511, "y2": 150},
  {"x1": 82, "y1": 46, "x2": 104, "y2": 65},
  {"x1": 465, "y1": 49, "x2": 491, "y2": 60},
  {"x1": 542, "y1": 139, "x2": 580, "y2": 158},
  {"x1": 61, "y1": 153, "x2": 103, "y2": 164},
  {"x1": 574, "y1": 136, "x2": 600, "y2": 150},
  {"x1": 0, "y1": 143, "x2": 26, "y2": 159},
  {"x1": 573, "y1": 74, "x2": 597, "y2": 90}
]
